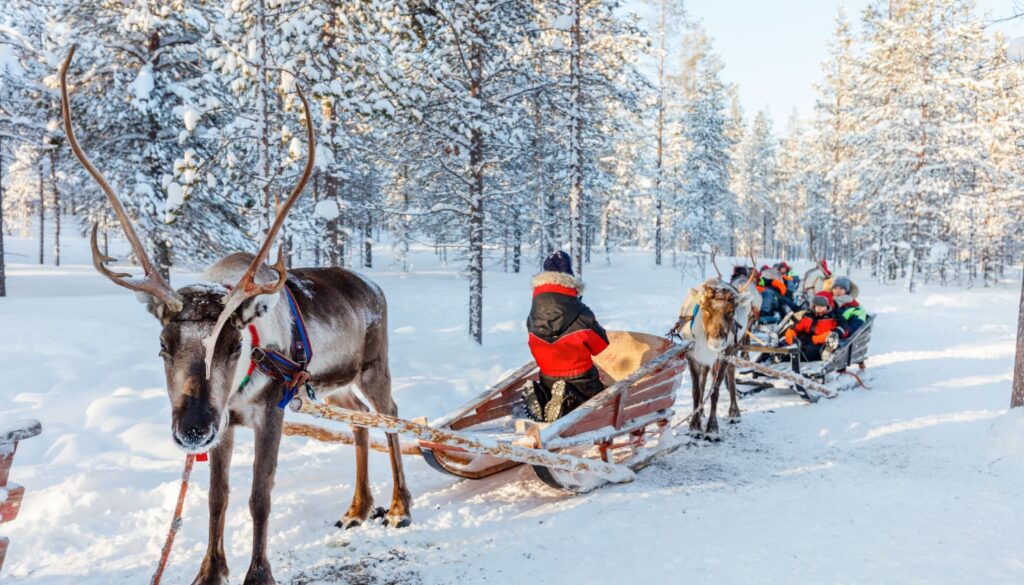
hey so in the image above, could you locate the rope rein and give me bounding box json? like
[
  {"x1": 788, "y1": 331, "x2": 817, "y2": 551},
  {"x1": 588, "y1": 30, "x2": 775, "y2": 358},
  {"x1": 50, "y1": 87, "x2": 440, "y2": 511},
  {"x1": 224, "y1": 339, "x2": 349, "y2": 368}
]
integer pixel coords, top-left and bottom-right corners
[{"x1": 150, "y1": 453, "x2": 195, "y2": 585}]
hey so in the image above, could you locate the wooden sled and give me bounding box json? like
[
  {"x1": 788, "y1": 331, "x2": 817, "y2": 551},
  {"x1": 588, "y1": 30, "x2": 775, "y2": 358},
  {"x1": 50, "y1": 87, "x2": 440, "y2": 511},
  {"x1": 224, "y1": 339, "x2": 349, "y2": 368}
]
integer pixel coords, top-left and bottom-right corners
[
  {"x1": 289, "y1": 332, "x2": 691, "y2": 494},
  {"x1": 736, "y1": 315, "x2": 875, "y2": 402},
  {"x1": 418, "y1": 331, "x2": 690, "y2": 492},
  {"x1": 407, "y1": 331, "x2": 688, "y2": 491}
]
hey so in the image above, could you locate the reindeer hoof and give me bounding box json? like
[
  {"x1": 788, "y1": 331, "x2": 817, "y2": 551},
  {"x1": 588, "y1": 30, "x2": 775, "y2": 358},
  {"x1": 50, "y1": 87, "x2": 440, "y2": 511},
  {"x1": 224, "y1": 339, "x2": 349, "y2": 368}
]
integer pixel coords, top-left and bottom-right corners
[
  {"x1": 703, "y1": 431, "x2": 721, "y2": 443},
  {"x1": 191, "y1": 572, "x2": 229, "y2": 585},
  {"x1": 242, "y1": 560, "x2": 275, "y2": 585},
  {"x1": 728, "y1": 414, "x2": 741, "y2": 424},
  {"x1": 191, "y1": 555, "x2": 229, "y2": 585},
  {"x1": 335, "y1": 517, "x2": 362, "y2": 530},
  {"x1": 384, "y1": 513, "x2": 412, "y2": 528},
  {"x1": 370, "y1": 506, "x2": 388, "y2": 520}
]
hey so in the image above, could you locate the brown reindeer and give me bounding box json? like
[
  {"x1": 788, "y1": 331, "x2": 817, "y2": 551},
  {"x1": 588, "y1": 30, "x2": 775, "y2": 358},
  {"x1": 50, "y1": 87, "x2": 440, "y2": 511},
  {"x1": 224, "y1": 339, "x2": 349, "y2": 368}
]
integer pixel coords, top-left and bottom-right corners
[
  {"x1": 672, "y1": 250, "x2": 758, "y2": 439},
  {"x1": 59, "y1": 47, "x2": 411, "y2": 585}
]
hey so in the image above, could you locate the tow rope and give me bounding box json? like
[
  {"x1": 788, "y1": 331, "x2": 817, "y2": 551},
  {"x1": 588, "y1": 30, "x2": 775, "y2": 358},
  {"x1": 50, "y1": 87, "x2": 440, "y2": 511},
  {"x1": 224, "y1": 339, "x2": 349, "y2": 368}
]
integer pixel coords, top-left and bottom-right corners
[{"x1": 151, "y1": 454, "x2": 195, "y2": 585}]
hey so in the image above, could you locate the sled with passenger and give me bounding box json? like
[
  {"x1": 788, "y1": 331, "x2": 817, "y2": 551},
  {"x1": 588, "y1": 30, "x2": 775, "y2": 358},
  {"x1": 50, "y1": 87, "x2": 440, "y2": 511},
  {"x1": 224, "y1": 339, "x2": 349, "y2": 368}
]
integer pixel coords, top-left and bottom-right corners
[
  {"x1": 736, "y1": 313, "x2": 876, "y2": 402},
  {"x1": 290, "y1": 331, "x2": 691, "y2": 493}
]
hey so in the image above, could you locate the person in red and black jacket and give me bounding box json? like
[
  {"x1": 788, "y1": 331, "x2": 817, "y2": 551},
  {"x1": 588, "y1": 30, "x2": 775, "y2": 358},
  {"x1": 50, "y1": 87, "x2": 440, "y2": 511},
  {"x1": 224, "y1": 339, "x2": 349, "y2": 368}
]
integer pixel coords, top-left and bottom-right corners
[
  {"x1": 524, "y1": 251, "x2": 610, "y2": 422},
  {"x1": 782, "y1": 293, "x2": 840, "y2": 362}
]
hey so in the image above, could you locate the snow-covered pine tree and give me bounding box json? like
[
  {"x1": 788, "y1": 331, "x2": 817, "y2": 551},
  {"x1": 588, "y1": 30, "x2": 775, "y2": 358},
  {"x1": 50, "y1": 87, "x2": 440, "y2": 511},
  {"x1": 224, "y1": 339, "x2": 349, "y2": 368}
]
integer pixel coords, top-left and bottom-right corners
[
  {"x1": 60, "y1": 0, "x2": 250, "y2": 274},
  {"x1": 645, "y1": 0, "x2": 686, "y2": 267},
  {"x1": 810, "y1": 6, "x2": 859, "y2": 266},
  {"x1": 676, "y1": 48, "x2": 734, "y2": 277},
  {"x1": 545, "y1": 0, "x2": 648, "y2": 274},
  {"x1": 401, "y1": 0, "x2": 536, "y2": 343},
  {"x1": 734, "y1": 110, "x2": 778, "y2": 257}
]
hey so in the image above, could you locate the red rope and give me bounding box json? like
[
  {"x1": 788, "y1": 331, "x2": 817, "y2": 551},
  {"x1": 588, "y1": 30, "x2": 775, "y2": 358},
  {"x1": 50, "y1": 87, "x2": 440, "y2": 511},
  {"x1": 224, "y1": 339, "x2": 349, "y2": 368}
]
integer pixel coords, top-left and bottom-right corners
[
  {"x1": 246, "y1": 324, "x2": 260, "y2": 378},
  {"x1": 151, "y1": 454, "x2": 195, "y2": 585},
  {"x1": 840, "y1": 369, "x2": 870, "y2": 389}
]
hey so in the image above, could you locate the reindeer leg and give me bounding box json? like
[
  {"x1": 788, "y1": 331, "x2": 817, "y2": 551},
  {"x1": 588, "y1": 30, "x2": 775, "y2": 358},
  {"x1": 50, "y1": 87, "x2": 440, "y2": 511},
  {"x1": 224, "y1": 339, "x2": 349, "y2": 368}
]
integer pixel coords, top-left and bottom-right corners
[
  {"x1": 383, "y1": 430, "x2": 412, "y2": 528},
  {"x1": 337, "y1": 424, "x2": 374, "y2": 529},
  {"x1": 687, "y1": 358, "x2": 703, "y2": 436},
  {"x1": 192, "y1": 426, "x2": 234, "y2": 585},
  {"x1": 706, "y1": 363, "x2": 725, "y2": 441},
  {"x1": 360, "y1": 362, "x2": 412, "y2": 528},
  {"x1": 727, "y1": 361, "x2": 741, "y2": 421},
  {"x1": 243, "y1": 404, "x2": 282, "y2": 585}
]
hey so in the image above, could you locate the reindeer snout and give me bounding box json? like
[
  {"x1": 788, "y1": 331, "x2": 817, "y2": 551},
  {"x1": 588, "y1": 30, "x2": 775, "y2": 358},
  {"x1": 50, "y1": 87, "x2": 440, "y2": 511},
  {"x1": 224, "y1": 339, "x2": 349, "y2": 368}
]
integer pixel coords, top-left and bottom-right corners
[
  {"x1": 708, "y1": 337, "x2": 729, "y2": 351},
  {"x1": 173, "y1": 394, "x2": 220, "y2": 452},
  {"x1": 173, "y1": 423, "x2": 218, "y2": 452}
]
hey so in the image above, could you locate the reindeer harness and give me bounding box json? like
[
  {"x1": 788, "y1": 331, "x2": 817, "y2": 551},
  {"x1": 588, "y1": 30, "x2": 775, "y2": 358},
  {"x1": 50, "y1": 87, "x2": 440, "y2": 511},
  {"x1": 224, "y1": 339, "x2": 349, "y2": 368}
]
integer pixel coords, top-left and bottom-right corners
[{"x1": 239, "y1": 284, "x2": 316, "y2": 408}]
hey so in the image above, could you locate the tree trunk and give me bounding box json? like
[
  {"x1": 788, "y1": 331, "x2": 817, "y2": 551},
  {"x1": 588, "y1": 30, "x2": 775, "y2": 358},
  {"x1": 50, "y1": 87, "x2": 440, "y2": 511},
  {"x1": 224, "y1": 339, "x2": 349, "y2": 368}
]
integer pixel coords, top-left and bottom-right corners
[
  {"x1": 312, "y1": 172, "x2": 321, "y2": 267},
  {"x1": 363, "y1": 217, "x2": 372, "y2": 269},
  {"x1": 1012, "y1": 272, "x2": 1024, "y2": 408},
  {"x1": 50, "y1": 151, "x2": 60, "y2": 267},
  {"x1": 568, "y1": 0, "x2": 585, "y2": 276},
  {"x1": 0, "y1": 135, "x2": 6, "y2": 297},
  {"x1": 468, "y1": 128, "x2": 485, "y2": 344},
  {"x1": 653, "y1": 0, "x2": 666, "y2": 266},
  {"x1": 467, "y1": 26, "x2": 485, "y2": 344},
  {"x1": 38, "y1": 169, "x2": 45, "y2": 265},
  {"x1": 512, "y1": 205, "x2": 521, "y2": 274}
]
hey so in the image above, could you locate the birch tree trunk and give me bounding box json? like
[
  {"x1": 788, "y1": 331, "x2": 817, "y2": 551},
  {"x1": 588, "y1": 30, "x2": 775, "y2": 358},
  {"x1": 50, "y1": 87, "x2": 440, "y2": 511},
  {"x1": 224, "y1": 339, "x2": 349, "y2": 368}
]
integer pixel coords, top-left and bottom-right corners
[
  {"x1": 50, "y1": 151, "x2": 60, "y2": 267},
  {"x1": 568, "y1": 0, "x2": 585, "y2": 276},
  {"x1": 653, "y1": 0, "x2": 666, "y2": 266},
  {"x1": 38, "y1": 168, "x2": 44, "y2": 265},
  {"x1": 1011, "y1": 272, "x2": 1024, "y2": 408},
  {"x1": 0, "y1": 134, "x2": 6, "y2": 297}
]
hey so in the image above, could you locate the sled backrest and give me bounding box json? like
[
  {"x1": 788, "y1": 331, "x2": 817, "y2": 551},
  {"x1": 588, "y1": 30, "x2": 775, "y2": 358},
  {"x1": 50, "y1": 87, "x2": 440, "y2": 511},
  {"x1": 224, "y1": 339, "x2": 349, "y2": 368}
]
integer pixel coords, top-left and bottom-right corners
[{"x1": 594, "y1": 331, "x2": 672, "y2": 383}]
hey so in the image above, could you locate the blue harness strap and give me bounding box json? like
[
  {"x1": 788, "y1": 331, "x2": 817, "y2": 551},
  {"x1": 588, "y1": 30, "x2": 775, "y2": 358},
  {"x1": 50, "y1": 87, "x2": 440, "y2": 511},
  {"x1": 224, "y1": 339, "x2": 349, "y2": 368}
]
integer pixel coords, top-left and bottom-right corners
[{"x1": 248, "y1": 284, "x2": 316, "y2": 409}]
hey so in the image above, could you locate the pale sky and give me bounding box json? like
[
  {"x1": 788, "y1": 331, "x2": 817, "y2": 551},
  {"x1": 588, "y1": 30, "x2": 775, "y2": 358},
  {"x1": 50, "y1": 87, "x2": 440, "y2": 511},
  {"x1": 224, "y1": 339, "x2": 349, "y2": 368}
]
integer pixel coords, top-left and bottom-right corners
[{"x1": 682, "y1": 0, "x2": 1024, "y2": 127}]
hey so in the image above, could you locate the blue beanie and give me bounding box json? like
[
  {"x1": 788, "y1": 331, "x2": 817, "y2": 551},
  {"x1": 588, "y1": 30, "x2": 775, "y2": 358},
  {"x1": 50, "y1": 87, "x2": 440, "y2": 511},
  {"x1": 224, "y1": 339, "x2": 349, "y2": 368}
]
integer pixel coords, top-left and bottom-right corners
[
  {"x1": 832, "y1": 276, "x2": 852, "y2": 292},
  {"x1": 543, "y1": 251, "x2": 574, "y2": 276}
]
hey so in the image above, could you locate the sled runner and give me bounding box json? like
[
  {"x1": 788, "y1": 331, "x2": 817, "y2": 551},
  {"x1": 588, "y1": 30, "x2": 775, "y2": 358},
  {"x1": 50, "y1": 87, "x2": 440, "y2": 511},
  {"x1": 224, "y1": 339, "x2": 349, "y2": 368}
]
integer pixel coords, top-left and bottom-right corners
[
  {"x1": 736, "y1": 315, "x2": 875, "y2": 402},
  {"x1": 289, "y1": 332, "x2": 690, "y2": 493}
]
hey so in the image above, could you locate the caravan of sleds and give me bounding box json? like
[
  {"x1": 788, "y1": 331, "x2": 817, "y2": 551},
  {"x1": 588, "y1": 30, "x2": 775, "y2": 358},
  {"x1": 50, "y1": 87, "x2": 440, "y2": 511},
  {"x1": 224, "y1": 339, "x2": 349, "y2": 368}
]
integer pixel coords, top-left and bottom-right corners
[{"x1": 56, "y1": 47, "x2": 875, "y2": 583}]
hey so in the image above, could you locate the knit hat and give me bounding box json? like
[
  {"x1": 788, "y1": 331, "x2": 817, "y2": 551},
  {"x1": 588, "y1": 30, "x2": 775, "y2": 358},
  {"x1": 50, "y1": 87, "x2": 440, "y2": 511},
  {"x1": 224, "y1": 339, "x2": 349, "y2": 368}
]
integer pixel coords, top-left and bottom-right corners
[
  {"x1": 775, "y1": 261, "x2": 791, "y2": 273},
  {"x1": 832, "y1": 276, "x2": 852, "y2": 292},
  {"x1": 543, "y1": 250, "x2": 574, "y2": 276},
  {"x1": 812, "y1": 292, "x2": 834, "y2": 310}
]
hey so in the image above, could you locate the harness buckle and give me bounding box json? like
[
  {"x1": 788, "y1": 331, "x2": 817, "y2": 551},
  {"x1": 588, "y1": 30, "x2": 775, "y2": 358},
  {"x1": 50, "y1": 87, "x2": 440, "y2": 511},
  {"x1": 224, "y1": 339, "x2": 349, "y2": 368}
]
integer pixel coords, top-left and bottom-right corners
[{"x1": 251, "y1": 346, "x2": 268, "y2": 364}]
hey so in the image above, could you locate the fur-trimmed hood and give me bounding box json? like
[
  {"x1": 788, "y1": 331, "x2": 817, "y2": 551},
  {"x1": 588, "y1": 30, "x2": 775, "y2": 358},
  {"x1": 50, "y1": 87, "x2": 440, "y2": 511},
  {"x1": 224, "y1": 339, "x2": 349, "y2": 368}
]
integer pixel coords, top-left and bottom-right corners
[{"x1": 531, "y1": 271, "x2": 585, "y2": 293}]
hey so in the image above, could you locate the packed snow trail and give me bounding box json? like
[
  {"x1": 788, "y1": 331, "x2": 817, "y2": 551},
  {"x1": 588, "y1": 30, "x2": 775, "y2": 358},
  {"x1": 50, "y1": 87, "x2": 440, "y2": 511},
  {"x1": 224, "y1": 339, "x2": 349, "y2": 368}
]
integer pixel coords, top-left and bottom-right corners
[{"x1": 1, "y1": 233, "x2": 1022, "y2": 584}]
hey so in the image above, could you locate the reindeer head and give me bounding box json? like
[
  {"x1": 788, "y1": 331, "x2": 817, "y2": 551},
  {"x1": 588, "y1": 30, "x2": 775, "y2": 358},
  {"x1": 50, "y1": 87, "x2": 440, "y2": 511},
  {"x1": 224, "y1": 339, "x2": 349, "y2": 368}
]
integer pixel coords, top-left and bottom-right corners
[
  {"x1": 60, "y1": 46, "x2": 314, "y2": 452},
  {"x1": 699, "y1": 248, "x2": 757, "y2": 352},
  {"x1": 698, "y1": 284, "x2": 741, "y2": 351}
]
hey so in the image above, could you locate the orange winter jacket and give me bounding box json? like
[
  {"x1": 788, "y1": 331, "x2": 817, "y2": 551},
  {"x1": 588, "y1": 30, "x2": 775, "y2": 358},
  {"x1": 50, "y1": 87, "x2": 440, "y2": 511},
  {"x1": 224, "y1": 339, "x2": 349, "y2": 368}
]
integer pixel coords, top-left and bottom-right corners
[
  {"x1": 784, "y1": 313, "x2": 838, "y2": 346},
  {"x1": 757, "y1": 268, "x2": 787, "y2": 296}
]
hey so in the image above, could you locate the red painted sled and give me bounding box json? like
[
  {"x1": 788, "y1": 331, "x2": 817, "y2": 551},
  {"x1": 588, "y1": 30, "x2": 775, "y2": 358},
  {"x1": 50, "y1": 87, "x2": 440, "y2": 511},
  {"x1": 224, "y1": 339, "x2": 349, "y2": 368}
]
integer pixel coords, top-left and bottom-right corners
[
  {"x1": 290, "y1": 332, "x2": 690, "y2": 493},
  {"x1": 417, "y1": 331, "x2": 690, "y2": 492},
  {"x1": 1, "y1": 419, "x2": 42, "y2": 574}
]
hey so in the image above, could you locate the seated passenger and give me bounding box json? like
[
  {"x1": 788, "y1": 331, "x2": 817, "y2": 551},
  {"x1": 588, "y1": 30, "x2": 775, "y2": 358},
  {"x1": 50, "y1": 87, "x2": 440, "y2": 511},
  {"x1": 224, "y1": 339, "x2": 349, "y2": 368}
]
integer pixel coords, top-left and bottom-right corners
[
  {"x1": 758, "y1": 265, "x2": 798, "y2": 322},
  {"x1": 782, "y1": 293, "x2": 840, "y2": 362},
  {"x1": 524, "y1": 251, "x2": 610, "y2": 422},
  {"x1": 774, "y1": 261, "x2": 800, "y2": 303},
  {"x1": 830, "y1": 276, "x2": 867, "y2": 339}
]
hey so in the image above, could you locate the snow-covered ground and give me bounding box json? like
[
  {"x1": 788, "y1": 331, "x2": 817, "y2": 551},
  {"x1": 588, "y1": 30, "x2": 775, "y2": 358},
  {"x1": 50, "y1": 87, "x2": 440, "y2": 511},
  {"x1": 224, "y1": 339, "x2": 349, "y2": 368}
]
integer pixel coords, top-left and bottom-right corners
[{"x1": 2, "y1": 232, "x2": 1022, "y2": 584}]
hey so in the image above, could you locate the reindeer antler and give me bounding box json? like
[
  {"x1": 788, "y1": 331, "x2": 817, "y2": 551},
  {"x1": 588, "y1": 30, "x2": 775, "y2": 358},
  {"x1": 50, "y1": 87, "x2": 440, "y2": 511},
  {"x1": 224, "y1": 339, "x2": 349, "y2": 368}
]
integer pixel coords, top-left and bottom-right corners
[
  {"x1": 710, "y1": 247, "x2": 723, "y2": 280},
  {"x1": 203, "y1": 84, "x2": 316, "y2": 377},
  {"x1": 60, "y1": 46, "x2": 182, "y2": 312},
  {"x1": 738, "y1": 249, "x2": 758, "y2": 293}
]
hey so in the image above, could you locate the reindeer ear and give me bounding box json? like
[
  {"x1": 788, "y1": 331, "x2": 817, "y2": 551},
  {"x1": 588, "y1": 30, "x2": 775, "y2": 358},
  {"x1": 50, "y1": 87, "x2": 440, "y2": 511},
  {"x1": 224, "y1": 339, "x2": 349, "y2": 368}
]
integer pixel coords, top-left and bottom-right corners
[
  {"x1": 229, "y1": 292, "x2": 280, "y2": 328},
  {"x1": 145, "y1": 295, "x2": 179, "y2": 325}
]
